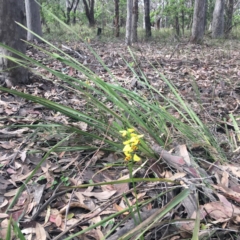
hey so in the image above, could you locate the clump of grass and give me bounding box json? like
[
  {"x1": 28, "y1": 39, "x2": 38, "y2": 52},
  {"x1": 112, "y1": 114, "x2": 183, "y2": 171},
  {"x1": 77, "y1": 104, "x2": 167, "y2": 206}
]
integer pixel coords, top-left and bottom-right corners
[{"x1": 0, "y1": 16, "x2": 234, "y2": 239}]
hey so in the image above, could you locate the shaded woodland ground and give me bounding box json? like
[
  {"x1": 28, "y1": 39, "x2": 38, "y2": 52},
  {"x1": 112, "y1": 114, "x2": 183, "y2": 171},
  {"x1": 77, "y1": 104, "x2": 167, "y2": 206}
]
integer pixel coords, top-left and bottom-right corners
[{"x1": 0, "y1": 35, "x2": 240, "y2": 239}]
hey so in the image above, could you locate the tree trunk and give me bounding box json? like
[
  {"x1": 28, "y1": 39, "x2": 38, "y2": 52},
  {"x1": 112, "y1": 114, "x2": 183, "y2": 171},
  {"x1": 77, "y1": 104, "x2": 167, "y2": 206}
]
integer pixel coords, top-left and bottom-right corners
[
  {"x1": 225, "y1": 0, "x2": 234, "y2": 36},
  {"x1": 212, "y1": 0, "x2": 224, "y2": 38},
  {"x1": 72, "y1": 0, "x2": 79, "y2": 24},
  {"x1": 131, "y1": 0, "x2": 138, "y2": 43},
  {"x1": 0, "y1": 0, "x2": 28, "y2": 86},
  {"x1": 187, "y1": 0, "x2": 194, "y2": 30},
  {"x1": 66, "y1": 0, "x2": 74, "y2": 24},
  {"x1": 25, "y1": 0, "x2": 43, "y2": 42},
  {"x1": 156, "y1": 18, "x2": 160, "y2": 29},
  {"x1": 143, "y1": 11, "x2": 145, "y2": 29},
  {"x1": 144, "y1": 0, "x2": 151, "y2": 38},
  {"x1": 175, "y1": 15, "x2": 180, "y2": 36},
  {"x1": 191, "y1": 0, "x2": 207, "y2": 44},
  {"x1": 126, "y1": 0, "x2": 133, "y2": 45},
  {"x1": 204, "y1": 0, "x2": 208, "y2": 30},
  {"x1": 181, "y1": 9, "x2": 184, "y2": 35},
  {"x1": 115, "y1": 0, "x2": 120, "y2": 37},
  {"x1": 82, "y1": 0, "x2": 95, "y2": 27}
]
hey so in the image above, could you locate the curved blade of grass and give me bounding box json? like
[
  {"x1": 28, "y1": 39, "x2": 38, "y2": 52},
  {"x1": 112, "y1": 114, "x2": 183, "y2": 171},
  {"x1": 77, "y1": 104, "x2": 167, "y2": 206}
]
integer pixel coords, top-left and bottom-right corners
[
  {"x1": 7, "y1": 123, "x2": 122, "y2": 149},
  {"x1": 192, "y1": 209, "x2": 200, "y2": 240},
  {"x1": 12, "y1": 219, "x2": 26, "y2": 240},
  {"x1": 229, "y1": 113, "x2": 240, "y2": 142},
  {"x1": 0, "y1": 86, "x2": 112, "y2": 133},
  {"x1": 6, "y1": 216, "x2": 12, "y2": 240},
  {"x1": 122, "y1": 188, "x2": 190, "y2": 240},
  {"x1": 103, "y1": 186, "x2": 182, "y2": 239}
]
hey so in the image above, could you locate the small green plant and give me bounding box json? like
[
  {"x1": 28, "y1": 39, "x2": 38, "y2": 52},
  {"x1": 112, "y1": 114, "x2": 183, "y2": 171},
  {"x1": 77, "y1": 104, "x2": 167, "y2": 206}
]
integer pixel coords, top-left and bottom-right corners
[
  {"x1": 51, "y1": 175, "x2": 71, "y2": 189},
  {"x1": 51, "y1": 179, "x2": 58, "y2": 189},
  {"x1": 60, "y1": 175, "x2": 71, "y2": 186},
  {"x1": 37, "y1": 175, "x2": 46, "y2": 181}
]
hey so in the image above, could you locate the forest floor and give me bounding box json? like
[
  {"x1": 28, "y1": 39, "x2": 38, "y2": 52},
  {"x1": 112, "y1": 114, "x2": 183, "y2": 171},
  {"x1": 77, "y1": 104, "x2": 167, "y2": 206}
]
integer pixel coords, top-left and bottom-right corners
[{"x1": 0, "y1": 38, "x2": 240, "y2": 239}]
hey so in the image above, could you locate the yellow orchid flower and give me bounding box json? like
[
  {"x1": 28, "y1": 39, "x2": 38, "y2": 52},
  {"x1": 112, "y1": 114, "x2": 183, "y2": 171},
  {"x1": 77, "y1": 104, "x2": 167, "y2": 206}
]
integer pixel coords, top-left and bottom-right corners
[
  {"x1": 119, "y1": 128, "x2": 135, "y2": 137},
  {"x1": 127, "y1": 128, "x2": 135, "y2": 133},
  {"x1": 123, "y1": 144, "x2": 133, "y2": 153},
  {"x1": 119, "y1": 130, "x2": 128, "y2": 137},
  {"x1": 124, "y1": 151, "x2": 132, "y2": 161},
  {"x1": 123, "y1": 139, "x2": 131, "y2": 145},
  {"x1": 124, "y1": 135, "x2": 143, "y2": 145},
  {"x1": 120, "y1": 129, "x2": 144, "y2": 162},
  {"x1": 125, "y1": 155, "x2": 132, "y2": 161},
  {"x1": 131, "y1": 145, "x2": 138, "y2": 151},
  {"x1": 133, "y1": 154, "x2": 141, "y2": 161},
  {"x1": 130, "y1": 137, "x2": 140, "y2": 146},
  {"x1": 130, "y1": 133, "x2": 143, "y2": 138}
]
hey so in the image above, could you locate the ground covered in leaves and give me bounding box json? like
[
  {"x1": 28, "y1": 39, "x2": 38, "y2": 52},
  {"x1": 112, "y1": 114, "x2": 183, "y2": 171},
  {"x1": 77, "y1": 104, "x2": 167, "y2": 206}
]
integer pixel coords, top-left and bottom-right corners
[{"x1": 0, "y1": 38, "x2": 240, "y2": 239}]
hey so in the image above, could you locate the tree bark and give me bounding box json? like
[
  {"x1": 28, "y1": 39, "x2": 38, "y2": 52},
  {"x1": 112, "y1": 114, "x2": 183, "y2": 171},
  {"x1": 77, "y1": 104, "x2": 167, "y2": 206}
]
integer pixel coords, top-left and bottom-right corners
[
  {"x1": 66, "y1": 0, "x2": 74, "y2": 24},
  {"x1": 181, "y1": 9, "x2": 184, "y2": 35},
  {"x1": 225, "y1": 0, "x2": 234, "y2": 36},
  {"x1": 144, "y1": 0, "x2": 151, "y2": 38},
  {"x1": 212, "y1": 0, "x2": 225, "y2": 38},
  {"x1": 72, "y1": 0, "x2": 79, "y2": 24},
  {"x1": 191, "y1": 0, "x2": 207, "y2": 44},
  {"x1": 0, "y1": 0, "x2": 28, "y2": 86},
  {"x1": 126, "y1": 0, "x2": 133, "y2": 45},
  {"x1": 82, "y1": 0, "x2": 95, "y2": 27},
  {"x1": 25, "y1": 0, "x2": 43, "y2": 42},
  {"x1": 175, "y1": 15, "x2": 180, "y2": 36},
  {"x1": 115, "y1": 0, "x2": 120, "y2": 37},
  {"x1": 204, "y1": 0, "x2": 208, "y2": 31},
  {"x1": 131, "y1": 0, "x2": 138, "y2": 43}
]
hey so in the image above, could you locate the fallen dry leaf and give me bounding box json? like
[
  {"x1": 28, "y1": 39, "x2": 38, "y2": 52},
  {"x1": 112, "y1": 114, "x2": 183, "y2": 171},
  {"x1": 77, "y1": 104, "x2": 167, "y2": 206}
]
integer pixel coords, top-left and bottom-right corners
[
  {"x1": 82, "y1": 190, "x2": 116, "y2": 201},
  {"x1": 59, "y1": 202, "x2": 92, "y2": 214},
  {"x1": 176, "y1": 144, "x2": 191, "y2": 166},
  {"x1": 35, "y1": 223, "x2": 47, "y2": 240},
  {"x1": 221, "y1": 164, "x2": 240, "y2": 178},
  {"x1": 213, "y1": 184, "x2": 240, "y2": 202},
  {"x1": 203, "y1": 201, "x2": 239, "y2": 220},
  {"x1": 0, "y1": 213, "x2": 9, "y2": 218},
  {"x1": 0, "y1": 219, "x2": 13, "y2": 239},
  {"x1": 113, "y1": 203, "x2": 129, "y2": 215}
]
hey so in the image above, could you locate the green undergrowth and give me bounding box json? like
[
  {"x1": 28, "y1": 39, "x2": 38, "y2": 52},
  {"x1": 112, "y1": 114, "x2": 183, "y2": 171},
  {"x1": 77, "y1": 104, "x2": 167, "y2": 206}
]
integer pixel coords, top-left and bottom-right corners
[
  {"x1": 43, "y1": 21, "x2": 190, "y2": 44},
  {"x1": 43, "y1": 24, "x2": 97, "y2": 42}
]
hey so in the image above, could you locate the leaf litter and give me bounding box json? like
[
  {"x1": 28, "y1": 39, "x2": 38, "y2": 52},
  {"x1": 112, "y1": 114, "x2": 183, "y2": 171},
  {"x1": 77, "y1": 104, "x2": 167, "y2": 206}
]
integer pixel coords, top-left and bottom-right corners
[{"x1": 0, "y1": 39, "x2": 240, "y2": 239}]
